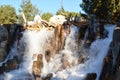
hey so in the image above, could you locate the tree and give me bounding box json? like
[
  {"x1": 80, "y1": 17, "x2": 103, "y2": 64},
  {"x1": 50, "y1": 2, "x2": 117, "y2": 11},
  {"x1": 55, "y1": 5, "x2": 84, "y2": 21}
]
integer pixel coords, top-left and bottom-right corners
[
  {"x1": 80, "y1": 0, "x2": 120, "y2": 20},
  {"x1": 0, "y1": 5, "x2": 17, "y2": 24},
  {"x1": 111, "y1": 0, "x2": 120, "y2": 21},
  {"x1": 56, "y1": 6, "x2": 66, "y2": 16},
  {"x1": 56, "y1": 6, "x2": 80, "y2": 18},
  {"x1": 19, "y1": 0, "x2": 40, "y2": 23},
  {"x1": 41, "y1": 12, "x2": 53, "y2": 21}
]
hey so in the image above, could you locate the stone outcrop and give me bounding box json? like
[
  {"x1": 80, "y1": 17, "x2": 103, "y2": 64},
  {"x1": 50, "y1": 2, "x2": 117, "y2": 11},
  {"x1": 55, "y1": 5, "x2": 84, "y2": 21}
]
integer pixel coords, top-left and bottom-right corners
[{"x1": 99, "y1": 26, "x2": 120, "y2": 80}]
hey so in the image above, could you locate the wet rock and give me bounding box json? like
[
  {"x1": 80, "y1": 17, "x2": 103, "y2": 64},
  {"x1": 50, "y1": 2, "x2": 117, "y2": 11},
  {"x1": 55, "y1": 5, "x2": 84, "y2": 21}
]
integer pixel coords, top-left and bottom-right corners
[
  {"x1": 0, "y1": 26, "x2": 8, "y2": 42},
  {"x1": 78, "y1": 24, "x2": 88, "y2": 42},
  {"x1": 32, "y1": 54, "x2": 44, "y2": 80},
  {"x1": 98, "y1": 23, "x2": 108, "y2": 38},
  {"x1": 54, "y1": 24, "x2": 65, "y2": 53},
  {"x1": 0, "y1": 24, "x2": 23, "y2": 62},
  {"x1": 37, "y1": 54, "x2": 43, "y2": 68},
  {"x1": 0, "y1": 66, "x2": 3, "y2": 74},
  {"x1": 0, "y1": 58, "x2": 18, "y2": 73},
  {"x1": 0, "y1": 26, "x2": 8, "y2": 62},
  {"x1": 42, "y1": 73, "x2": 53, "y2": 80},
  {"x1": 78, "y1": 55, "x2": 85, "y2": 64},
  {"x1": 2, "y1": 63, "x2": 9, "y2": 72},
  {"x1": 63, "y1": 21, "x2": 71, "y2": 36},
  {"x1": 62, "y1": 60, "x2": 71, "y2": 69},
  {"x1": 32, "y1": 54, "x2": 37, "y2": 60},
  {"x1": 85, "y1": 73, "x2": 97, "y2": 80},
  {"x1": 115, "y1": 69, "x2": 120, "y2": 80},
  {"x1": 99, "y1": 26, "x2": 120, "y2": 80},
  {"x1": 60, "y1": 54, "x2": 71, "y2": 70},
  {"x1": 45, "y1": 50, "x2": 51, "y2": 62},
  {"x1": 0, "y1": 48, "x2": 6, "y2": 62},
  {"x1": 7, "y1": 58, "x2": 18, "y2": 70},
  {"x1": 17, "y1": 33, "x2": 23, "y2": 47},
  {"x1": 32, "y1": 61, "x2": 41, "y2": 80}
]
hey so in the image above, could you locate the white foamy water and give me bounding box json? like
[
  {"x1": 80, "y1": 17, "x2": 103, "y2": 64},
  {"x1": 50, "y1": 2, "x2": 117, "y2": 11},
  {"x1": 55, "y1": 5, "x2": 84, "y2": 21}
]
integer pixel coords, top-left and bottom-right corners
[{"x1": 0, "y1": 24, "x2": 115, "y2": 80}]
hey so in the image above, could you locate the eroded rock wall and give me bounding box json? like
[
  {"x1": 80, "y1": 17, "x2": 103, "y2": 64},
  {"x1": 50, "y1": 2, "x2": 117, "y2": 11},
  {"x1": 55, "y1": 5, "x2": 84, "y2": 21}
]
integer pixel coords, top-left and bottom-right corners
[{"x1": 99, "y1": 26, "x2": 120, "y2": 80}]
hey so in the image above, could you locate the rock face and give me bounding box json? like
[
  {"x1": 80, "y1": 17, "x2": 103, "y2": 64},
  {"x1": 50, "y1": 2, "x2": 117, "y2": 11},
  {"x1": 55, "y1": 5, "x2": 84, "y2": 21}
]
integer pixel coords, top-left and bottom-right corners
[
  {"x1": 0, "y1": 56, "x2": 19, "y2": 74},
  {"x1": 99, "y1": 26, "x2": 120, "y2": 80},
  {"x1": 0, "y1": 26, "x2": 8, "y2": 62},
  {"x1": 85, "y1": 73, "x2": 97, "y2": 80},
  {"x1": 0, "y1": 24, "x2": 22, "y2": 62}
]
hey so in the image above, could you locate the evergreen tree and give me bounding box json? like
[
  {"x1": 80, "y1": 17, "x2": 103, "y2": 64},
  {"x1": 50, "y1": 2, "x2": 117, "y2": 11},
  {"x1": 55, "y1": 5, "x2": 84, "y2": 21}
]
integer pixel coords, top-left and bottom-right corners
[
  {"x1": 80, "y1": 0, "x2": 120, "y2": 20},
  {"x1": 56, "y1": 6, "x2": 80, "y2": 18},
  {"x1": 0, "y1": 5, "x2": 17, "y2": 24},
  {"x1": 19, "y1": 0, "x2": 40, "y2": 23},
  {"x1": 41, "y1": 12, "x2": 53, "y2": 21},
  {"x1": 56, "y1": 6, "x2": 66, "y2": 16}
]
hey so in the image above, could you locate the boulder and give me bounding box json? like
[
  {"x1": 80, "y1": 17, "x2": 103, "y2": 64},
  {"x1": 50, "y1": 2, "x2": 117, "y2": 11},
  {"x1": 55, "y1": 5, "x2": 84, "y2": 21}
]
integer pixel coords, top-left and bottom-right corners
[
  {"x1": 42, "y1": 73, "x2": 53, "y2": 80},
  {"x1": 85, "y1": 73, "x2": 97, "y2": 80}
]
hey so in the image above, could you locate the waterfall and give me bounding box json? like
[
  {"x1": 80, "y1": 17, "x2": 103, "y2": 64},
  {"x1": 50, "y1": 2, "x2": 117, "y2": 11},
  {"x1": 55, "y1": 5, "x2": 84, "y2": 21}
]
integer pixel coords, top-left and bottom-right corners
[
  {"x1": 82, "y1": 28, "x2": 88, "y2": 45},
  {"x1": 0, "y1": 24, "x2": 115, "y2": 80},
  {"x1": 51, "y1": 24, "x2": 115, "y2": 80}
]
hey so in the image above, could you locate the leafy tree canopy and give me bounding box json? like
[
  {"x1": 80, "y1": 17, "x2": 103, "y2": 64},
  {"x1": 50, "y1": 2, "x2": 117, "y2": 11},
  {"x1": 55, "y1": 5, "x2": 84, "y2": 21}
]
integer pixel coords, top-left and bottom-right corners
[{"x1": 0, "y1": 5, "x2": 17, "y2": 24}]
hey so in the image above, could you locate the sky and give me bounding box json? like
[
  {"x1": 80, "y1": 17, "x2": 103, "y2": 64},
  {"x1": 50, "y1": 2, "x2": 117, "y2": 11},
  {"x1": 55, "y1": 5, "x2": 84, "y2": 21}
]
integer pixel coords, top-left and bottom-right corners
[{"x1": 0, "y1": 0, "x2": 84, "y2": 15}]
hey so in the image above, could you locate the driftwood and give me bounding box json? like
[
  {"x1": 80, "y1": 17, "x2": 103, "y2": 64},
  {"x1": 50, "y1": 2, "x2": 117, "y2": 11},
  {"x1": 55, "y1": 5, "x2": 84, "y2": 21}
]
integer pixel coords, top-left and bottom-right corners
[
  {"x1": 21, "y1": 12, "x2": 87, "y2": 31},
  {"x1": 23, "y1": 20, "x2": 56, "y2": 31},
  {"x1": 21, "y1": 12, "x2": 27, "y2": 24},
  {"x1": 22, "y1": 19, "x2": 56, "y2": 31}
]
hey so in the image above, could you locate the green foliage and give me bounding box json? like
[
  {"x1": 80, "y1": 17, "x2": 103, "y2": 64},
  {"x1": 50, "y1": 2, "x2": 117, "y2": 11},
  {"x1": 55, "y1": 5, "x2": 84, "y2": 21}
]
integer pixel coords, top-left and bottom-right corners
[
  {"x1": 56, "y1": 6, "x2": 66, "y2": 16},
  {"x1": 80, "y1": 0, "x2": 120, "y2": 20},
  {"x1": 41, "y1": 12, "x2": 53, "y2": 21},
  {"x1": 0, "y1": 5, "x2": 17, "y2": 24},
  {"x1": 56, "y1": 6, "x2": 80, "y2": 18},
  {"x1": 111, "y1": 0, "x2": 120, "y2": 20},
  {"x1": 19, "y1": 0, "x2": 40, "y2": 23}
]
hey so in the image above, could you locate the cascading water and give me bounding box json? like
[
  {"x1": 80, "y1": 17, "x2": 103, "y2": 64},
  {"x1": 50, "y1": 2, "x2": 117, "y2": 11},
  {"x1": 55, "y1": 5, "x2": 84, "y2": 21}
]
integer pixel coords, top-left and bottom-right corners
[
  {"x1": 51, "y1": 24, "x2": 115, "y2": 80},
  {"x1": 0, "y1": 24, "x2": 115, "y2": 80}
]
